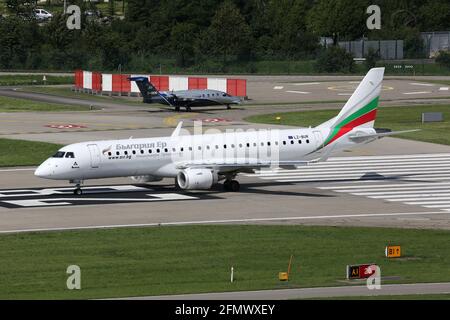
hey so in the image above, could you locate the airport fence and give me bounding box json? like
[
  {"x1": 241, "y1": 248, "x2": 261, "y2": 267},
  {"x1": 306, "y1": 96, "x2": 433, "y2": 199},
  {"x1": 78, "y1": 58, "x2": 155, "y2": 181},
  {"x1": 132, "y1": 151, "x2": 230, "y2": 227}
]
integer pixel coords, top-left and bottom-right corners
[{"x1": 73, "y1": 70, "x2": 248, "y2": 98}]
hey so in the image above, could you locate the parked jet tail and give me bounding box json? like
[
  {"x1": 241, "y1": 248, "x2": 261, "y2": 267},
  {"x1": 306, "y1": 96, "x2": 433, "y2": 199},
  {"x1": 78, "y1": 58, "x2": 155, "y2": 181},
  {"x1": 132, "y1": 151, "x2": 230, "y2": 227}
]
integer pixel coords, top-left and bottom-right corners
[{"x1": 128, "y1": 77, "x2": 169, "y2": 104}]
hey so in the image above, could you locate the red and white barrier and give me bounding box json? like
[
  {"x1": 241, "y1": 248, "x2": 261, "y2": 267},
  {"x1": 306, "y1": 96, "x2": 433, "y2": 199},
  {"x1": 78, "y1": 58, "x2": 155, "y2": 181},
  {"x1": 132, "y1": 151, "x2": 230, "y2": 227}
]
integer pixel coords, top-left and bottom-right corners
[{"x1": 74, "y1": 71, "x2": 247, "y2": 97}]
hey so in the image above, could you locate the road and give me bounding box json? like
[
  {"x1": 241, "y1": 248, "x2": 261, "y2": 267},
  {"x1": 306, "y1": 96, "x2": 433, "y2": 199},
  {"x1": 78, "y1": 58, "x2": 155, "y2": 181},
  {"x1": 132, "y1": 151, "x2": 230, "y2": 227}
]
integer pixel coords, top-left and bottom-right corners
[{"x1": 119, "y1": 282, "x2": 450, "y2": 300}]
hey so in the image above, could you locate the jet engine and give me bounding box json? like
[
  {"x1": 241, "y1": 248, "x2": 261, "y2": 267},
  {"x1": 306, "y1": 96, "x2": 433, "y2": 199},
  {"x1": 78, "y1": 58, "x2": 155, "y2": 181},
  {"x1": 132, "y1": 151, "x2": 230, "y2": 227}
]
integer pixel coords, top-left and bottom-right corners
[
  {"x1": 176, "y1": 169, "x2": 218, "y2": 190},
  {"x1": 130, "y1": 175, "x2": 163, "y2": 183}
]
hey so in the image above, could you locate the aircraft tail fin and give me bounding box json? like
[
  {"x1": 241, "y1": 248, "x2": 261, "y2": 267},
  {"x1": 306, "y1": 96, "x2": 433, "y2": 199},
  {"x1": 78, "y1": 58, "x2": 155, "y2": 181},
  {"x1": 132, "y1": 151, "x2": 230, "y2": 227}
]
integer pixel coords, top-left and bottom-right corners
[
  {"x1": 317, "y1": 67, "x2": 385, "y2": 146},
  {"x1": 128, "y1": 77, "x2": 158, "y2": 103}
]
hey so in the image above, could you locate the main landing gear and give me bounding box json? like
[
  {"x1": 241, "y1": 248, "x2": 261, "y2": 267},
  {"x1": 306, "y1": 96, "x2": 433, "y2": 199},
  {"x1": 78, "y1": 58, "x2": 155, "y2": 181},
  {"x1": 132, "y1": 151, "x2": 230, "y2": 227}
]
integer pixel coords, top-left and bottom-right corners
[{"x1": 223, "y1": 179, "x2": 240, "y2": 192}]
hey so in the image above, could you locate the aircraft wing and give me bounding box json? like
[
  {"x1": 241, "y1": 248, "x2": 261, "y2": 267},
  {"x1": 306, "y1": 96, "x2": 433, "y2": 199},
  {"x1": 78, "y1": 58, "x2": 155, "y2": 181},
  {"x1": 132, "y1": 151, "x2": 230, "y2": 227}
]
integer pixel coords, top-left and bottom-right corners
[{"x1": 175, "y1": 158, "x2": 323, "y2": 173}]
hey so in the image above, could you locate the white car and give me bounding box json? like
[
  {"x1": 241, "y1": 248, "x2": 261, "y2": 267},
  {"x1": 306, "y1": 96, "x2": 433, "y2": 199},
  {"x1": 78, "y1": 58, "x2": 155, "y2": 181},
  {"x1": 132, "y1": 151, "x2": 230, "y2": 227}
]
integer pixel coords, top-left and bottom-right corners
[{"x1": 34, "y1": 9, "x2": 53, "y2": 21}]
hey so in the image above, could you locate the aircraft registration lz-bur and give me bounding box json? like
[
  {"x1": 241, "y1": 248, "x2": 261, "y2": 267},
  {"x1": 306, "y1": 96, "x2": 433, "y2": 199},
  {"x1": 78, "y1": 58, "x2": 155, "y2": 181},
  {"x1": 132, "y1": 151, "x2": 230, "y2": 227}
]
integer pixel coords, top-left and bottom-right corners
[
  {"x1": 35, "y1": 68, "x2": 416, "y2": 195},
  {"x1": 129, "y1": 77, "x2": 242, "y2": 111}
]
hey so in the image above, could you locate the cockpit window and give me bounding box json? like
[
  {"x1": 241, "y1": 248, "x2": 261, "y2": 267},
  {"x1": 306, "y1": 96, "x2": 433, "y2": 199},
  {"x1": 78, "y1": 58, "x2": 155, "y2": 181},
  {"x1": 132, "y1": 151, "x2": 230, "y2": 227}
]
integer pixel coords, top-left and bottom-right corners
[
  {"x1": 65, "y1": 152, "x2": 75, "y2": 158},
  {"x1": 52, "y1": 151, "x2": 65, "y2": 158}
]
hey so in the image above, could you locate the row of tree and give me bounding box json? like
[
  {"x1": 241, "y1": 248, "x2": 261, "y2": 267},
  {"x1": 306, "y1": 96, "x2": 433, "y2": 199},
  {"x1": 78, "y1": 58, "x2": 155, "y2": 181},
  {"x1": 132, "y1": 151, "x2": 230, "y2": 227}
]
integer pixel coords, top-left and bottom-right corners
[{"x1": 0, "y1": 0, "x2": 449, "y2": 72}]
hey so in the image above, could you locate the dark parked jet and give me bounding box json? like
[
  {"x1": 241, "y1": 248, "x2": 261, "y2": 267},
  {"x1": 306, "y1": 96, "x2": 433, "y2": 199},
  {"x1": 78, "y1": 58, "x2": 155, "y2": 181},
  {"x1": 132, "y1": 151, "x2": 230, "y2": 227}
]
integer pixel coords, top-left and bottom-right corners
[{"x1": 129, "y1": 77, "x2": 242, "y2": 111}]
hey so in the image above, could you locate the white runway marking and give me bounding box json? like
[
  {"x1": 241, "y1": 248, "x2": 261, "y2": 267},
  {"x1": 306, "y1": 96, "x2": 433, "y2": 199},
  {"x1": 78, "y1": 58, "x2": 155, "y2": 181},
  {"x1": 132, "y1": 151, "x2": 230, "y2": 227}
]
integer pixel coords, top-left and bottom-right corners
[
  {"x1": 292, "y1": 82, "x2": 320, "y2": 86},
  {"x1": 248, "y1": 153, "x2": 450, "y2": 211},
  {"x1": 2, "y1": 193, "x2": 197, "y2": 207},
  {"x1": 0, "y1": 211, "x2": 446, "y2": 234},
  {"x1": 286, "y1": 90, "x2": 310, "y2": 94},
  {"x1": 403, "y1": 91, "x2": 432, "y2": 95},
  {"x1": 273, "y1": 86, "x2": 284, "y2": 90},
  {"x1": 410, "y1": 82, "x2": 434, "y2": 87},
  {"x1": 439, "y1": 87, "x2": 449, "y2": 91}
]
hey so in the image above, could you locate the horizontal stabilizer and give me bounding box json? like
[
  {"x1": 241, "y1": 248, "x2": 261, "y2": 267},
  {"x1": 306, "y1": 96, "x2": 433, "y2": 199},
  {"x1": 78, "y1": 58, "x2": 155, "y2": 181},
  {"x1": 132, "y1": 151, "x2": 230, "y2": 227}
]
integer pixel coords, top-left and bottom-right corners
[{"x1": 348, "y1": 129, "x2": 420, "y2": 143}]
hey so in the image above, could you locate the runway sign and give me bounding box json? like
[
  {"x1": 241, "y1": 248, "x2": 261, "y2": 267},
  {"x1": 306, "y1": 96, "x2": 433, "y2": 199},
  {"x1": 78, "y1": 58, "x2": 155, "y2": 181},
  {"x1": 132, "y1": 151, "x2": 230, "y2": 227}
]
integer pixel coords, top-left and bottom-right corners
[
  {"x1": 385, "y1": 245, "x2": 401, "y2": 258},
  {"x1": 45, "y1": 124, "x2": 87, "y2": 129},
  {"x1": 346, "y1": 264, "x2": 377, "y2": 279}
]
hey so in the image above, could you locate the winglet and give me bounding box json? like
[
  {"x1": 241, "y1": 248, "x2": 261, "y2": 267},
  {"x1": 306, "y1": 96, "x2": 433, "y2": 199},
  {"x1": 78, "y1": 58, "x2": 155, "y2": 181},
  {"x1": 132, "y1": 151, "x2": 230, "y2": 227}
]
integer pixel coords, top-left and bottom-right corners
[{"x1": 171, "y1": 121, "x2": 183, "y2": 137}]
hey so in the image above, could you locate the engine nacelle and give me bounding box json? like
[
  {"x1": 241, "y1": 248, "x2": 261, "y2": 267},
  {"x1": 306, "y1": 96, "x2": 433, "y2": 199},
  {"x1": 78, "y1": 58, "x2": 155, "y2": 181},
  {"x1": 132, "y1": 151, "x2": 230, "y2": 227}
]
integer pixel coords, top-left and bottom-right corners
[
  {"x1": 130, "y1": 175, "x2": 163, "y2": 183},
  {"x1": 176, "y1": 169, "x2": 217, "y2": 190}
]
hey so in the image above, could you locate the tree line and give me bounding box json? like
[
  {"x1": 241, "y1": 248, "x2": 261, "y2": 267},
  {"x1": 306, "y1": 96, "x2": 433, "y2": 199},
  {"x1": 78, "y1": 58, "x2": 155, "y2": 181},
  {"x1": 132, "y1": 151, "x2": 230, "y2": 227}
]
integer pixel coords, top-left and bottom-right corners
[{"x1": 0, "y1": 0, "x2": 449, "y2": 73}]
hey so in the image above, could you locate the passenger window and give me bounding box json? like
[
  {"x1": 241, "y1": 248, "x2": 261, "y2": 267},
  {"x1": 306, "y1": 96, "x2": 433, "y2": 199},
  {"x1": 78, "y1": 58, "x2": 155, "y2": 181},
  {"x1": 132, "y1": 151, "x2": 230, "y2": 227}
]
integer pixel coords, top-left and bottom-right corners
[
  {"x1": 116, "y1": 151, "x2": 120, "y2": 156},
  {"x1": 224, "y1": 144, "x2": 227, "y2": 149},
  {"x1": 132, "y1": 150, "x2": 136, "y2": 155},
  {"x1": 164, "y1": 148, "x2": 168, "y2": 152},
  {"x1": 156, "y1": 149, "x2": 160, "y2": 153},
  {"x1": 267, "y1": 142, "x2": 271, "y2": 146},
  {"x1": 149, "y1": 149, "x2": 152, "y2": 154},
  {"x1": 198, "y1": 146, "x2": 201, "y2": 150},
  {"x1": 108, "y1": 152, "x2": 112, "y2": 156},
  {"x1": 140, "y1": 150, "x2": 144, "y2": 154},
  {"x1": 246, "y1": 143, "x2": 250, "y2": 147},
  {"x1": 124, "y1": 151, "x2": 128, "y2": 155},
  {"x1": 283, "y1": 141, "x2": 286, "y2": 145},
  {"x1": 298, "y1": 140, "x2": 302, "y2": 144},
  {"x1": 290, "y1": 140, "x2": 294, "y2": 144},
  {"x1": 215, "y1": 145, "x2": 219, "y2": 149},
  {"x1": 181, "y1": 147, "x2": 184, "y2": 152},
  {"x1": 306, "y1": 139, "x2": 310, "y2": 144}
]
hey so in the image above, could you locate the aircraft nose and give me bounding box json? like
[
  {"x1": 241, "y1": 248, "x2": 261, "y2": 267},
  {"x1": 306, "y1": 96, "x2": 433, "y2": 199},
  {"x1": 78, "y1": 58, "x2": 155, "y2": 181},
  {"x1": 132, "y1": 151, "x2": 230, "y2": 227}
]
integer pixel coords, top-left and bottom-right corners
[{"x1": 34, "y1": 162, "x2": 53, "y2": 178}]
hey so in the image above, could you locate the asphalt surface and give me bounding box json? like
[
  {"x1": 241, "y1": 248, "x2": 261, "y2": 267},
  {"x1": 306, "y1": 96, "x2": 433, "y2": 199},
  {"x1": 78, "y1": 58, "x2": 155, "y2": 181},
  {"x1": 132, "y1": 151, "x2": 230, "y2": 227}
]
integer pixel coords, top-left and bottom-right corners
[
  {"x1": 1, "y1": 138, "x2": 450, "y2": 233},
  {"x1": 120, "y1": 282, "x2": 450, "y2": 300}
]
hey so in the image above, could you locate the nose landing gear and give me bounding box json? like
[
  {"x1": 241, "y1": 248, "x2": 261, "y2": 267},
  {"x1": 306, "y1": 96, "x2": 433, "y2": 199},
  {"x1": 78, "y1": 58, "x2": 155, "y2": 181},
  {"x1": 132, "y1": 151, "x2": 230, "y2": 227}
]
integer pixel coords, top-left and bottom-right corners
[{"x1": 70, "y1": 180, "x2": 84, "y2": 196}]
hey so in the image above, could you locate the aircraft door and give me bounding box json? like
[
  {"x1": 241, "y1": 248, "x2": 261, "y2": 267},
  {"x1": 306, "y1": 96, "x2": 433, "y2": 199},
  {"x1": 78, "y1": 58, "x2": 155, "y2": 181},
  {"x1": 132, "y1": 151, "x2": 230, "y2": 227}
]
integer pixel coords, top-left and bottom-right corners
[{"x1": 87, "y1": 144, "x2": 101, "y2": 168}]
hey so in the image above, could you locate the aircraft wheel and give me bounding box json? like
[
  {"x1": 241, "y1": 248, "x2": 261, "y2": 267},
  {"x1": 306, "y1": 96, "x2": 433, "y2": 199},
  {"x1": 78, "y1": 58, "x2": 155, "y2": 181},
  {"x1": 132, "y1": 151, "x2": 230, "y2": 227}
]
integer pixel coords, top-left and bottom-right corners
[
  {"x1": 74, "y1": 188, "x2": 83, "y2": 196},
  {"x1": 227, "y1": 104, "x2": 231, "y2": 110},
  {"x1": 223, "y1": 180, "x2": 231, "y2": 191},
  {"x1": 175, "y1": 106, "x2": 180, "y2": 112},
  {"x1": 230, "y1": 180, "x2": 240, "y2": 192},
  {"x1": 186, "y1": 106, "x2": 192, "y2": 112},
  {"x1": 224, "y1": 180, "x2": 240, "y2": 192}
]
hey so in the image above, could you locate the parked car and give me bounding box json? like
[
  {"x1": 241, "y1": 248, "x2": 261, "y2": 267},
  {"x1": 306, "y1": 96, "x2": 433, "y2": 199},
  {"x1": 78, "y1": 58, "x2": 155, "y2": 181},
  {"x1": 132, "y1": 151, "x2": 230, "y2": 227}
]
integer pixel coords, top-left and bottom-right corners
[{"x1": 34, "y1": 8, "x2": 53, "y2": 21}]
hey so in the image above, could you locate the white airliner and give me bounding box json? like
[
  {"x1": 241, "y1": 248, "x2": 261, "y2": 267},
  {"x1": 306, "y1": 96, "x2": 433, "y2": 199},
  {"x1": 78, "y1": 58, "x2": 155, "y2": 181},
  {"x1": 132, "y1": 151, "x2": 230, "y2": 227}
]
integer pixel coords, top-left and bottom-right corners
[{"x1": 35, "y1": 68, "x2": 414, "y2": 195}]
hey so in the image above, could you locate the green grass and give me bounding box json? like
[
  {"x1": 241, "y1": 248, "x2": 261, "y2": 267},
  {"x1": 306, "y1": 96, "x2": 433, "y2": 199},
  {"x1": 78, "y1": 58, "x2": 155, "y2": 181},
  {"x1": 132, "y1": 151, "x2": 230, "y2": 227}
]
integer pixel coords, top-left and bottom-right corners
[
  {"x1": 0, "y1": 95, "x2": 90, "y2": 112},
  {"x1": 0, "y1": 138, "x2": 62, "y2": 167},
  {"x1": 0, "y1": 225, "x2": 448, "y2": 299},
  {"x1": 0, "y1": 75, "x2": 73, "y2": 86},
  {"x1": 20, "y1": 86, "x2": 143, "y2": 105},
  {"x1": 245, "y1": 104, "x2": 450, "y2": 146}
]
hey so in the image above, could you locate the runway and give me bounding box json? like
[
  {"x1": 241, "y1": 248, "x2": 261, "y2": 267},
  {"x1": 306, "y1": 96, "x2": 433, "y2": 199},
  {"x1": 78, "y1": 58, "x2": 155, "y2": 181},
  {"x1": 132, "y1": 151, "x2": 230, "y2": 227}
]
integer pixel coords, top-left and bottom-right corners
[
  {"x1": 121, "y1": 282, "x2": 450, "y2": 300},
  {"x1": 1, "y1": 148, "x2": 450, "y2": 234}
]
